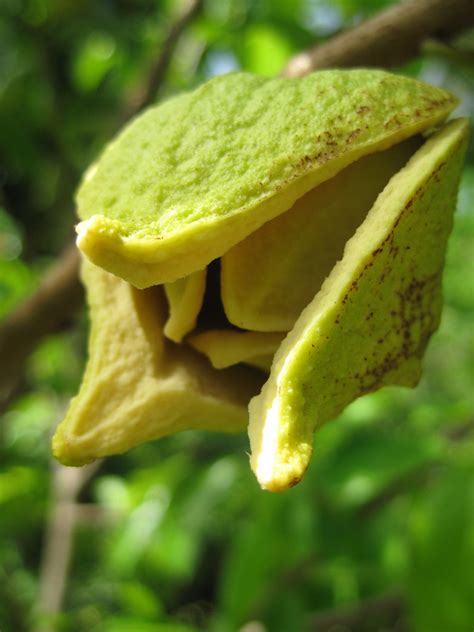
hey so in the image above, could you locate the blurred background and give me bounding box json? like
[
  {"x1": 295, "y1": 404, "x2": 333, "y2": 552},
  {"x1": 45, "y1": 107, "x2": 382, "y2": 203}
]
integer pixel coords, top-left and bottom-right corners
[{"x1": 0, "y1": 1, "x2": 473, "y2": 631}]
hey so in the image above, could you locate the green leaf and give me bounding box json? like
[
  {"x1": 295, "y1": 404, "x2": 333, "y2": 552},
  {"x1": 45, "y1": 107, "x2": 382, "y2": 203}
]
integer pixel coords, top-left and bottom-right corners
[
  {"x1": 72, "y1": 33, "x2": 117, "y2": 92},
  {"x1": 240, "y1": 24, "x2": 293, "y2": 75}
]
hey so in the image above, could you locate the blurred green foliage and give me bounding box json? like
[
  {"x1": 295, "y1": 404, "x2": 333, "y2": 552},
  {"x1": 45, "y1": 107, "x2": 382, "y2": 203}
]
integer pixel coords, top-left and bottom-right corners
[{"x1": 1, "y1": 1, "x2": 473, "y2": 631}]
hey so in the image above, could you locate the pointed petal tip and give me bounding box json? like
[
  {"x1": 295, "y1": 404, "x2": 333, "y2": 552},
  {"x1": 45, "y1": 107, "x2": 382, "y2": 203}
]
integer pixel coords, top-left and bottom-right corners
[
  {"x1": 253, "y1": 454, "x2": 310, "y2": 492},
  {"x1": 52, "y1": 427, "x2": 96, "y2": 468}
]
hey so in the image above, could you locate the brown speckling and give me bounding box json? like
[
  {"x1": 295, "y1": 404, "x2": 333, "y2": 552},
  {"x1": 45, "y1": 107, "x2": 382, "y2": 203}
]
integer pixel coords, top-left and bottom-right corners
[
  {"x1": 315, "y1": 150, "x2": 337, "y2": 164},
  {"x1": 427, "y1": 161, "x2": 447, "y2": 183},
  {"x1": 345, "y1": 248, "x2": 442, "y2": 396},
  {"x1": 384, "y1": 115, "x2": 402, "y2": 130},
  {"x1": 346, "y1": 128, "x2": 362, "y2": 144}
]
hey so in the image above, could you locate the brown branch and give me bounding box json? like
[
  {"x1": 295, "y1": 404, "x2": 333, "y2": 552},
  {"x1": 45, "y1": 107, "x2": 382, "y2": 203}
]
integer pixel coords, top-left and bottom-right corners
[
  {"x1": 28, "y1": 3, "x2": 205, "y2": 627},
  {"x1": 0, "y1": 0, "x2": 204, "y2": 410},
  {"x1": 0, "y1": 244, "x2": 82, "y2": 410},
  {"x1": 31, "y1": 3, "x2": 206, "y2": 625},
  {"x1": 121, "y1": 0, "x2": 204, "y2": 122},
  {"x1": 1, "y1": 0, "x2": 473, "y2": 407},
  {"x1": 283, "y1": 0, "x2": 474, "y2": 77}
]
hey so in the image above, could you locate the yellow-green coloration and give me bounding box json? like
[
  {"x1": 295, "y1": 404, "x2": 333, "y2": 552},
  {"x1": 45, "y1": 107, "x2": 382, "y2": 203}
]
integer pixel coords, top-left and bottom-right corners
[
  {"x1": 248, "y1": 118, "x2": 469, "y2": 491},
  {"x1": 188, "y1": 330, "x2": 284, "y2": 369},
  {"x1": 244, "y1": 355, "x2": 275, "y2": 373},
  {"x1": 164, "y1": 268, "x2": 206, "y2": 342},
  {"x1": 53, "y1": 260, "x2": 262, "y2": 466},
  {"x1": 55, "y1": 69, "x2": 468, "y2": 491},
  {"x1": 221, "y1": 136, "x2": 421, "y2": 332},
  {"x1": 76, "y1": 70, "x2": 456, "y2": 288}
]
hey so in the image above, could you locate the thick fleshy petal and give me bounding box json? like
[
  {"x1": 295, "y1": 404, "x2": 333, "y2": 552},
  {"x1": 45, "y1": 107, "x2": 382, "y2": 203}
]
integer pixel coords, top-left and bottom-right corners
[
  {"x1": 222, "y1": 136, "x2": 421, "y2": 331},
  {"x1": 187, "y1": 330, "x2": 284, "y2": 369},
  {"x1": 248, "y1": 118, "x2": 469, "y2": 491},
  {"x1": 76, "y1": 71, "x2": 456, "y2": 288},
  {"x1": 53, "y1": 260, "x2": 263, "y2": 466},
  {"x1": 164, "y1": 268, "x2": 206, "y2": 342}
]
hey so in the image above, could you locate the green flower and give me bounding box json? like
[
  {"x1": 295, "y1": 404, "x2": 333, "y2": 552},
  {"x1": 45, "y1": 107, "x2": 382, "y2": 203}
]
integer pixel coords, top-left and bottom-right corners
[{"x1": 53, "y1": 70, "x2": 469, "y2": 491}]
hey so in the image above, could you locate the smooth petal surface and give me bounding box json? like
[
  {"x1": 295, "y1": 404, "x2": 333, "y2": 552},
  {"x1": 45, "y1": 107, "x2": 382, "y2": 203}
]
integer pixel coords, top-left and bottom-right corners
[
  {"x1": 187, "y1": 330, "x2": 284, "y2": 369},
  {"x1": 76, "y1": 70, "x2": 456, "y2": 288},
  {"x1": 248, "y1": 118, "x2": 469, "y2": 491},
  {"x1": 53, "y1": 260, "x2": 263, "y2": 466},
  {"x1": 222, "y1": 136, "x2": 422, "y2": 331},
  {"x1": 164, "y1": 268, "x2": 206, "y2": 342}
]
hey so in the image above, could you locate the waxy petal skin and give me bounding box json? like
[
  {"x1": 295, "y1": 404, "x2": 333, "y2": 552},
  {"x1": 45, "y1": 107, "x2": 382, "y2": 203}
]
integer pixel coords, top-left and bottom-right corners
[
  {"x1": 164, "y1": 269, "x2": 206, "y2": 342},
  {"x1": 248, "y1": 119, "x2": 469, "y2": 491},
  {"x1": 53, "y1": 260, "x2": 263, "y2": 466},
  {"x1": 54, "y1": 70, "x2": 469, "y2": 491},
  {"x1": 221, "y1": 136, "x2": 422, "y2": 331},
  {"x1": 76, "y1": 70, "x2": 456, "y2": 288}
]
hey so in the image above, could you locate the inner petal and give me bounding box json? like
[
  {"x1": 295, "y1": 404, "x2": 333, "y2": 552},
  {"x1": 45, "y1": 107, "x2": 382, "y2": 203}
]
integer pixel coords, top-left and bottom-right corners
[
  {"x1": 221, "y1": 136, "x2": 422, "y2": 332},
  {"x1": 187, "y1": 330, "x2": 284, "y2": 369},
  {"x1": 164, "y1": 268, "x2": 206, "y2": 342}
]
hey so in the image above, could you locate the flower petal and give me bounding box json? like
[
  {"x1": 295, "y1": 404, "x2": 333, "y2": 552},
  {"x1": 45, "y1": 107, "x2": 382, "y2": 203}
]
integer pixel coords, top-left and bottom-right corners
[
  {"x1": 53, "y1": 260, "x2": 263, "y2": 466},
  {"x1": 76, "y1": 70, "x2": 456, "y2": 288},
  {"x1": 248, "y1": 118, "x2": 469, "y2": 492},
  {"x1": 221, "y1": 136, "x2": 421, "y2": 331},
  {"x1": 164, "y1": 268, "x2": 206, "y2": 342},
  {"x1": 187, "y1": 330, "x2": 284, "y2": 369}
]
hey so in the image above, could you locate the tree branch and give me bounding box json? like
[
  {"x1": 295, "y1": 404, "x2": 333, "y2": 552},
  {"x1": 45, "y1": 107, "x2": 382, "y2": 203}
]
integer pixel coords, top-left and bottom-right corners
[
  {"x1": 1, "y1": 0, "x2": 473, "y2": 406},
  {"x1": 283, "y1": 0, "x2": 474, "y2": 77},
  {"x1": 29, "y1": 2, "x2": 205, "y2": 626},
  {"x1": 0, "y1": 243, "x2": 82, "y2": 410},
  {"x1": 0, "y1": 0, "x2": 204, "y2": 409},
  {"x1": 121, "y1": 0, "x2": 204, "y2": 122}
]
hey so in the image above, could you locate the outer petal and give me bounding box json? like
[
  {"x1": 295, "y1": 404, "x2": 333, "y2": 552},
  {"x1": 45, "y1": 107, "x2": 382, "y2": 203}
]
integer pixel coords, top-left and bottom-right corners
[
  {"x1": 53, "y1": 260, "x2": 262, "y2": 466},
  {"x1": 76, "y1": 70, "x2": 456, "y2": 288},
  {"x1": 248, "y1": 118, "x2": 469, "y2": 491}
]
